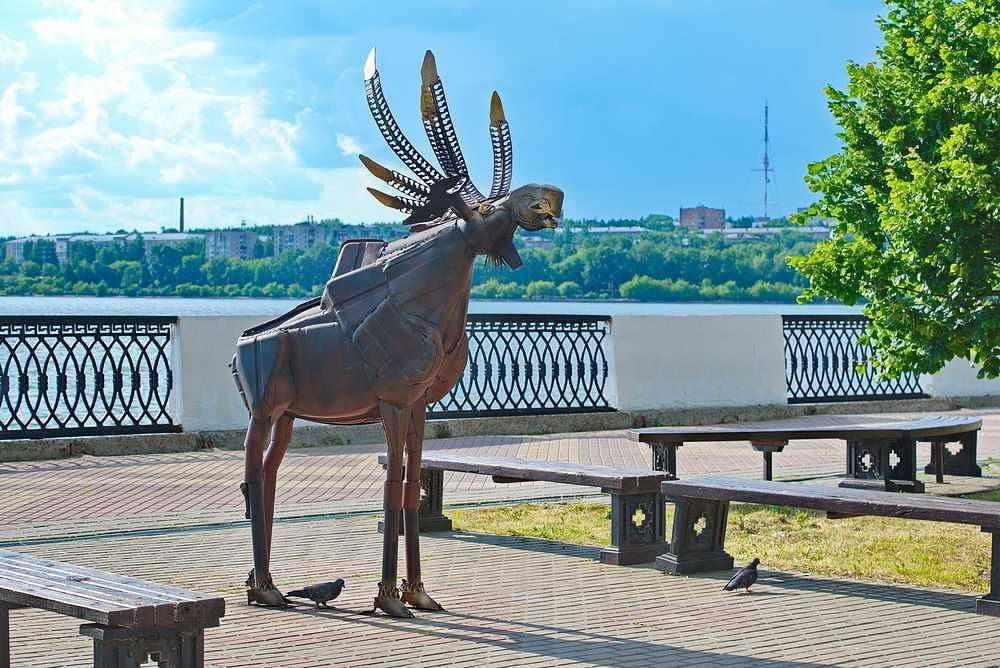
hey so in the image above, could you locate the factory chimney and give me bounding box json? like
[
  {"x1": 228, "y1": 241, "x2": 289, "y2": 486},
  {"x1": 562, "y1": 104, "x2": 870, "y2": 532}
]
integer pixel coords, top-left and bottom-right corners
[{"x1": 179, "y1": 197, "x2": 185, "y2": 232}]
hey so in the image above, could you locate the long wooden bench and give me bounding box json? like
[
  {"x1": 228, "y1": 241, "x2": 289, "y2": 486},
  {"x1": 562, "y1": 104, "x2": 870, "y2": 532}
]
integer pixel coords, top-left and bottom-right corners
[
  {"x1": 630, "y1": 414, "x2": 983, "y2": 492},
  {"x1": 656, "y1": 476, "x2": 1000, "y2": 616},
  {"x1": 378, "y1": 453, "x2": 674, "y2": 565},
  {"x1": 0, "y1": 550, "x2": 225, "y2": 668}
]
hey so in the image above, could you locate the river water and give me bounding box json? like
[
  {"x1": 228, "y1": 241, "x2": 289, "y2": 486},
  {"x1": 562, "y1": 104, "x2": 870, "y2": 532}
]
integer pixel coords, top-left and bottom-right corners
[{"x1": 0, "y1": 295, "x2": 861, "y2": 317}]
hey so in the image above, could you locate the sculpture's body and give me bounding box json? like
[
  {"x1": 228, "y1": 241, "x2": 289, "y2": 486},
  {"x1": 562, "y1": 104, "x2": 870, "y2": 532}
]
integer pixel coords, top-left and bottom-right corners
[{"x1": 232, "y1": 48, "x2": 562, "y2": 617}]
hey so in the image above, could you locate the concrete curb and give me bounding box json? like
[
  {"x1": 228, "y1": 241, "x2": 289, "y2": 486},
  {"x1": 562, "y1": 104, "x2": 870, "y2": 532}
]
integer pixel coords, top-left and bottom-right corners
[{"x1": 2, "y1": 395, "x2": 997, "y2": 462}]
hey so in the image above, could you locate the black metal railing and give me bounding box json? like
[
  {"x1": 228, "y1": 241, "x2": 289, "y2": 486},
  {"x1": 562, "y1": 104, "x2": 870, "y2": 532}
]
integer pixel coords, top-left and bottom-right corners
[
  {"x1": 430, "y1": 314, "x2": 613, "y2": 417},
  {"x1": 0, "y1": 316, "x2": 180, "y2": 439},
  {"x1": 782, "y1": 314, "x2": 926, "y2": 403}
]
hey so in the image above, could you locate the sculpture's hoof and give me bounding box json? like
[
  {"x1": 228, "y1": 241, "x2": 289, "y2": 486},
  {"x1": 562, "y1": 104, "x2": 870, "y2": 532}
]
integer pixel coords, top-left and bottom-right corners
[
  {"x1": 374, "y1": 583, "x2": 414, "y2": 618},
  {"x1": 402, "y1": 580, "x2": 444, "y2": 611},
  {"x1": 247, "y1": 586, "x2": 290, "y2": 607},
  {"x1": 245, "y1": 569, "x2": 289, "y2": 607}
]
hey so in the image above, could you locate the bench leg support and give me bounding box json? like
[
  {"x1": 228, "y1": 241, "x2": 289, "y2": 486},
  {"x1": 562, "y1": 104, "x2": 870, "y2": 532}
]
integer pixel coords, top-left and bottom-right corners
[
  {"x1": 977, "y1": 529, "x2": 1000, "y2": 616},
  {"x1": 378, "y1": 468, "x2": 452, "y2": 535},
  {"x1": 655, "y1": 497, "x2": 733, "y2": 574},
  {"x1": 841, "y1": 438, "x2": 924, "y2": 493},
  {"x1": 601, "y1": 490, "x2": 669, "y2": 565},
  {"x1": 924, "y1": 432, "x2": 982, "y2": 479},
  {"x1": 751, "y1": 441, "x2": 786, "y2": 481},
  {"x1": 81, "y1": 624, "x2": 205, "y2": 668},
  {"x1": 650, "y1": 443, "x2": 681, "y2": 477}
]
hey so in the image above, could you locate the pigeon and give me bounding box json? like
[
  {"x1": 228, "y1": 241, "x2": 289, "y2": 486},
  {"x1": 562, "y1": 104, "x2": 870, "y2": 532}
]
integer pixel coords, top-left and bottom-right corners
[
  {"x1": 285, "y1": 579, "x2": 346, "y2": 608},
  {"x1": 723, "y1": 558, "x2": 760, "y2": 593}
]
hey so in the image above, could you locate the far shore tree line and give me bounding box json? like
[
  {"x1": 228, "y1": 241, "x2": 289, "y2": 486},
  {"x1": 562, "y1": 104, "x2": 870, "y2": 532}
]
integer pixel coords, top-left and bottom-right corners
[{"x1": 0, "y1": 217, "x2": 818, "y2": 303}]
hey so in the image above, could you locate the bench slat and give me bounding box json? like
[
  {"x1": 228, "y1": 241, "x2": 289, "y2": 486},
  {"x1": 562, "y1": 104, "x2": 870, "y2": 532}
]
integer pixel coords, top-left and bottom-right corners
[
  {"x1": 631, "y1": 414, "x2": 981, "y2": 444},
  {"x1": 0, "y1": 551, "x2": 222, "y2": 605},
  {"x1": 379, "y1": 453, "x2": 670, "y2": 492},
  {"x1": 0, "y1": 562, "x2": 192, "y2": 627},
  {"x1": 0, "y1": 550, "x2": 224, "y2": 628},
  {"x1": 660, "y1": 477, "x2": 1000, "y2": 528}
]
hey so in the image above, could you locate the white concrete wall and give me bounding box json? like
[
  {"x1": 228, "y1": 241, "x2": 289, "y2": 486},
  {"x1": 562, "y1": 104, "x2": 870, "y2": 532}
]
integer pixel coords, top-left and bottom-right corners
[
  {"x1": 172, "y1": 315, "x2": 262, "y2": 432},
  {"x1": 171, "y1": 313, "x2": 1000, "y2": 431},
  {"x1": 925, "y1": 358, "x2": 1000, "y2": 398},
  {"x1": 609, "y1": 315, "x2": 788, "y2": 411}
]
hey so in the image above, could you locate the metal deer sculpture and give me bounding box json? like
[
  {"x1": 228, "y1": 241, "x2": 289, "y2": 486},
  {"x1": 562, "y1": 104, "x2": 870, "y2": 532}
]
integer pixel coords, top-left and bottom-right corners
[{"x1": 232, "y1": 48, "x2": 563, "y2": 617}]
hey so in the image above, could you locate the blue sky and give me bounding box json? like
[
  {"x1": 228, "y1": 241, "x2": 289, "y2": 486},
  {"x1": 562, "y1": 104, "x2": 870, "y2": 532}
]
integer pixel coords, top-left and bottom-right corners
[{"x1": 0, "y1": 1, "x2": 885, "y2": 236}]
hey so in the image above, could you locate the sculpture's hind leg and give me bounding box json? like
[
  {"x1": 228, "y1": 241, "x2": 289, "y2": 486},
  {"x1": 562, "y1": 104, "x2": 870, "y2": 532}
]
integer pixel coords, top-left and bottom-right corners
[
  {"x1": 374, "y1": 401, "x2": 414, "y2": 618},
  {"x1": 241, "y1": 415, "x2": 288, "y2": 607},
  {"x1": 401, "y1": 403, "x2": 443, "y2": 611},
  {"x1": 262, "y1": 414, "x2": 294, "y2": 569}
]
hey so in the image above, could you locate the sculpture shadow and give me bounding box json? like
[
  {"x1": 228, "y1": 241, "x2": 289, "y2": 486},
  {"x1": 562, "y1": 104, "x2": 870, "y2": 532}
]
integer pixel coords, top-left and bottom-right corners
[
  {"x1": 431, "y1": 531, "x2": 981, "y2": 613},
  {"x1": 289, "y1": 604, "x2": 829, "y2": 667}
]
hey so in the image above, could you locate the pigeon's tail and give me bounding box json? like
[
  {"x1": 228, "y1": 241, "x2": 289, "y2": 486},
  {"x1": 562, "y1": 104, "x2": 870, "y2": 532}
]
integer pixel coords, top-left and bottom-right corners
[
  {"x1": 285, "y1": 589, "x2": 308, "y2": 598},
  {"x1": 722, "y1": 583, "x2": 737, "y2": 591}
]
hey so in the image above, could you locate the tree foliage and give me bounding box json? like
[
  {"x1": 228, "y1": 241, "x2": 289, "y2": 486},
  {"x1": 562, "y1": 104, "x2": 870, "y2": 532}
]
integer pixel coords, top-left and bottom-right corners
[{"x1": 791, "y1": 0, "x2": 999, "y2": 377}]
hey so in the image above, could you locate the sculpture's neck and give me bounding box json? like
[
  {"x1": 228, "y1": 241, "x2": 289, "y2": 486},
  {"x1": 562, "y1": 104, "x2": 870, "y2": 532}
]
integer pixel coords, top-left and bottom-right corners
[{"x1": 459, "y1": 208, "x2": 517, "y2": 257}]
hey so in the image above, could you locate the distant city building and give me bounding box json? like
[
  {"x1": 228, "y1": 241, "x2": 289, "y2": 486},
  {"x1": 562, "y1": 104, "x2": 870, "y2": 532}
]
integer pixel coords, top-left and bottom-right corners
[
  {"x1": 679, "y1": 206, "x2": 725, "y2": 231},
  {"x1": 520, "y1": 234, "x2": 555, "y2": 251},
  {"x1": 205, "y1": 229, "x2": 257, "y2": 260},
  {"x1": 707, "y1": 226, "x2": 832, "y2": 242},
  {"x1": 5, "y1": 232, "x2": 202, "y2": 264},
  {"x1": 273, "y1": 216, "x2": 331, "y2": 256},
  {"x1": 795, "y1": 207, "x2": 836, "y2": 227},
  {"x1": 557, "y1": 226, "x2": 649, "y2": 237}
]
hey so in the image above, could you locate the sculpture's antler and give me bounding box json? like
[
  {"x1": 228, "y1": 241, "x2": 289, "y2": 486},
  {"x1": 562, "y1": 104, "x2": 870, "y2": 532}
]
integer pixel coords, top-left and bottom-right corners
[
  {"x1": 419, "y1": 51, "x2": 485, "y2": 204},
  {"x1": 488, "y1": 91, "x2": 513, "y2": 199},
  {"x1": 362, "y1": 47, "x2": 515, "y2": 227},
  {"x1": 359, "y1": 155, "x2": 431, "y2": 202},
  {"x1": 364, "y1": 48, "x2": 443, "y2": 187}
]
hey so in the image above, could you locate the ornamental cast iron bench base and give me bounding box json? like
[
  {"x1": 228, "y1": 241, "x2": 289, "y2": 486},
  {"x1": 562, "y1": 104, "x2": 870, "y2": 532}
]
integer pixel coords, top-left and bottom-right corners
[
  {"x1": 630, "y1": 414, "x2": 982, "y2": 492},
  {"x1": 0, "y1": 550, "x2": 224, "y2": 668},
  {"x1": 378, "y1": 453, "x2": 674, "y2": 565},
  {"x1": 656, "y1": 476, "x2": 1000, "y2": 616}
]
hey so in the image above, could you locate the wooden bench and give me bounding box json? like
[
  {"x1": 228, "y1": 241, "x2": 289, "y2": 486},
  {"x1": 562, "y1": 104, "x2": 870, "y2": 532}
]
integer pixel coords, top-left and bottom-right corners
[
  {"x1": 0, "y1": 550, "x2": 225, "y2": 668},
  {"x1": 630, "y1": 414, "x2": 983, "y2": 493},
  {"x1": 656, "y1": 476, "x2": 1000, "y2": 616},
  {"x1": 378, "y1": 453, "x2": 674, "y2": 565}
]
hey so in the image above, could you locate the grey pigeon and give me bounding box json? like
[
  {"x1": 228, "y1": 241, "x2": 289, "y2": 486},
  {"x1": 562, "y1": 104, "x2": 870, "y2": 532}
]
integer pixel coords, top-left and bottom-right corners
[
  {"x1": 286, "y1": 579, "x2": 346, "y2": 608},
  {"x1": 723, "y1": 558, "x2": 759, "y2": 592}
]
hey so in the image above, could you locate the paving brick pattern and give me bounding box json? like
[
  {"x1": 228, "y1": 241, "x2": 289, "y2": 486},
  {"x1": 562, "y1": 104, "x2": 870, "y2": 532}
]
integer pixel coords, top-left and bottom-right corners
[
  {"x1": 5, "y1": 516, "x2": 1000, "y2": 667},
  {"x1": 1, "y1": 408, "x2": 999, "y2": 665},
  {"x1": 2, "y1": 409, "x2": 997, "y2": 537}
]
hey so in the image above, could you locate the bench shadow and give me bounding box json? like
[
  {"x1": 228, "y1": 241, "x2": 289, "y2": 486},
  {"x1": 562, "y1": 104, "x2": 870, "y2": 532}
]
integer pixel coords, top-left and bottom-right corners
[
  {"x1": 750, "y1": 571, "x2": 981, "y2": 613},
  {"x1": 428, "y1": 531, "x2": 983, "y2": 613},
  {"x1": 287, "y1": 604, "x2": 827, "y2": 667}
]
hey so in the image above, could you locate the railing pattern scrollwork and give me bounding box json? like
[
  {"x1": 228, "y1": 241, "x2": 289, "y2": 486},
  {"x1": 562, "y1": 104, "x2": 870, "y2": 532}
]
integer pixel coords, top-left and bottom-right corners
[
  {"x1": 430, "y1": 314, "x2": 613, "y2": 417},
  {"x1": 0, "y1": 316, "x2": 180, "y2": 439},
  {"x1": 782, "y1": 314, "x2": 925, "y2": 404}
]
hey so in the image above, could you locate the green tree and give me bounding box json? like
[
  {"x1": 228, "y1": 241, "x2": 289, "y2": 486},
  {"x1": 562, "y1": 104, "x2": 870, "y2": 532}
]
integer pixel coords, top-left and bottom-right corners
[{"x1": 791, "y1": 0, "x2": 1000, "y2": 378}]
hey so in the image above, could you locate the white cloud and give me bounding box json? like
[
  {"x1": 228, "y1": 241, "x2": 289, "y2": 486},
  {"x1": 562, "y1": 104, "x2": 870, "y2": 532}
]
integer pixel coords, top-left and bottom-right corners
[
  {"x1": 1, "y1": 1, "x2": 388, "y2": 234},
  {"x1": 159, "y1": 164, "x2": 196, "y2": 184},
  {"x1": 0, "y1": 74, "x2": 37, "y2": 142},
  {"x1": 336, "y1": 133, "x2": 362, "y2": 156},
  {"x1": 0, "y1": 34, "x2": 28, "y2": 68}
]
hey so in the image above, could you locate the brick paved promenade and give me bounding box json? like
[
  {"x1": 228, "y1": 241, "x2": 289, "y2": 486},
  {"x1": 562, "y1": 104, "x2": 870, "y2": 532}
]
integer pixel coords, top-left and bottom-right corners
[{"x1": 1, "y1": 408, "x2": 999, "y2": 665}]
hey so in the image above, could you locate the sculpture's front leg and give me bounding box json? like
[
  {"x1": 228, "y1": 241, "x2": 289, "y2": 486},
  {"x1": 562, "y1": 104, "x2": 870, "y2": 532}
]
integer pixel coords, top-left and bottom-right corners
[
  {"x1": 402, "y1": 403, "x2": 444, "y2": 611},
  {"x1": 242, "y1": 415, "x2": 289, "y2": 607},
  {"x1": 374, "y1": 401, "x2": 415, "y2": 618}
]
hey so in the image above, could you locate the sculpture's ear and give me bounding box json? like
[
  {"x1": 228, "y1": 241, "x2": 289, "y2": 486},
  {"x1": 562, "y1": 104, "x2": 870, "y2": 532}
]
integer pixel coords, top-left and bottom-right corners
[{"x1": 493, "y1": 236, "x2": 522, "y2": 269}]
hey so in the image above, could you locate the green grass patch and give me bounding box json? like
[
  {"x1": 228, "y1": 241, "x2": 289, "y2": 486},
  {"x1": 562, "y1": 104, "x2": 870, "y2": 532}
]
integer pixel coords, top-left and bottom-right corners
[{"x1": 451, "y1": 495, "x2": 995, "y2": 593}]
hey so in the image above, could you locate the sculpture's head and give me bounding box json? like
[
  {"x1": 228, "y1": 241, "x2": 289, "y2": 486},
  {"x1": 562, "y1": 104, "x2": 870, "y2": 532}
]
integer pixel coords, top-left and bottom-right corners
[
  {"x1": 502, "y1": 184, "x2": 564, "y2": 232},
  {"x1": 485, "y1": 184, "x2": 564, "y2": 269}
]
